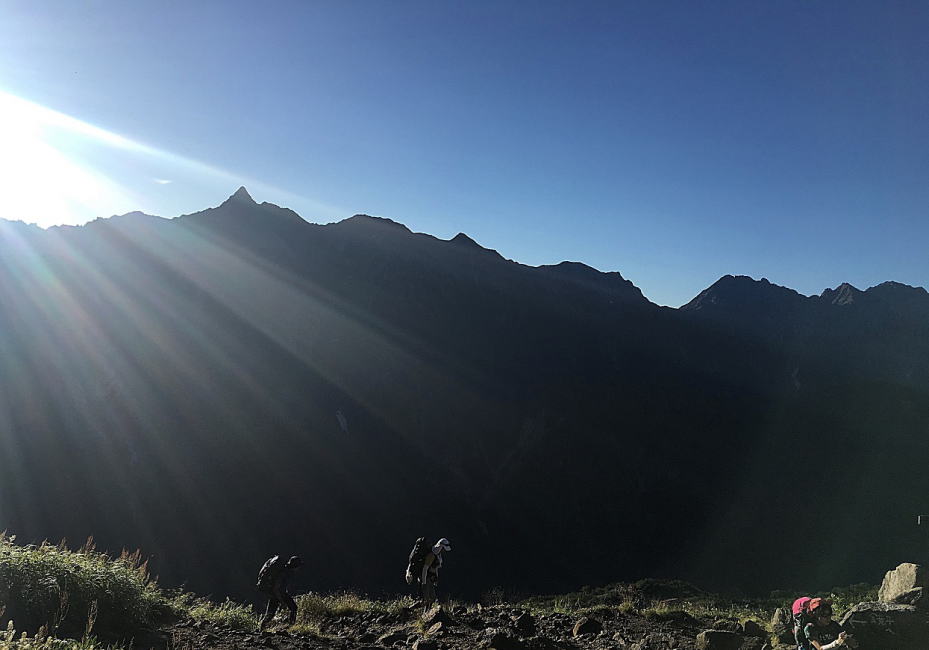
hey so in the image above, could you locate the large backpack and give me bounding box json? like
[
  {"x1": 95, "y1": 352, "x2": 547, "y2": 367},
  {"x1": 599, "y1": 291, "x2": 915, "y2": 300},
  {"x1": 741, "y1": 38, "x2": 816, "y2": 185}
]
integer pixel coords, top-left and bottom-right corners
[
  {"x1": 405, "y1": 537, "x2": 431, "y2": 585},
  {"x1": 791, "y1": 597, "x2": 813, "y2": 650},
  {"x1": 257, "y1": 555, "x2": 282, "y2": 593}
]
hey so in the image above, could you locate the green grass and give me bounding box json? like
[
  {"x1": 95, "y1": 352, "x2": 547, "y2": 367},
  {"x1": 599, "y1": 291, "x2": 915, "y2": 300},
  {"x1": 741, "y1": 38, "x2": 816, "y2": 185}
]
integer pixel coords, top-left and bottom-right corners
[
  {"x1": 169, "y1": 594, "x2": 257, "y2": 631},
  {"x1": 0, "y1": 534, "x2": 168, "y2": 638},
  {"x1": 0, "y1": 534, "x2": 263, "y2": 642},
  {"x1": 0, "y1": 620, "x2": 127, "y2": 650},
  {"x1": 294, "y1": 592, "x2": 415, "y2": 623}
]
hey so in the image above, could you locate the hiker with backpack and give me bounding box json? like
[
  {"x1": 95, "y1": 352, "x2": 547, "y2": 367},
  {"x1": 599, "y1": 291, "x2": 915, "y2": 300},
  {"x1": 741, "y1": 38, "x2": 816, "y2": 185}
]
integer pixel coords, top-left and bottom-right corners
[
  {"x1": 793, "y1": 597, "x2": 855, "y2": 649},
  {"x1": 256, "y1": 555, "x2": 304, "y2": 630},
  {"x1": 405, "y1": 537, "x2": 451, "y2": 613}
]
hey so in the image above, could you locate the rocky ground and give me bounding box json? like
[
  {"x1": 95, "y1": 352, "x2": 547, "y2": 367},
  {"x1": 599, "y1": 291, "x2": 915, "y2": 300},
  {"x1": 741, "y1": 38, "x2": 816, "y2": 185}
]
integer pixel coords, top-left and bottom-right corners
[
  {"x1": 156, "y1": 602, "x2": 770, "y2": 650},
  {"x1": 148, "y1": 559, "x2": 929, "y2": 650}
]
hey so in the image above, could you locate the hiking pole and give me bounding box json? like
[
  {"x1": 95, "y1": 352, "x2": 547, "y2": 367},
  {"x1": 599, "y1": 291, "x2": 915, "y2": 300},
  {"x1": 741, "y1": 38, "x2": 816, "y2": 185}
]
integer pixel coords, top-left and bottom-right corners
[{"x1": 918, "y1": 516, "x2": 929, "y2": 566}]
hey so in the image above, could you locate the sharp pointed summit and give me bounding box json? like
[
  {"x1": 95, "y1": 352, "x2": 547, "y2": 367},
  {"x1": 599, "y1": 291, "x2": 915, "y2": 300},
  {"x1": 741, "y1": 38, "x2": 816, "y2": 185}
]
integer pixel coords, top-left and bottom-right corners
[{"x1": 226, "y1": 186, "x2": 255, "y2": 204}]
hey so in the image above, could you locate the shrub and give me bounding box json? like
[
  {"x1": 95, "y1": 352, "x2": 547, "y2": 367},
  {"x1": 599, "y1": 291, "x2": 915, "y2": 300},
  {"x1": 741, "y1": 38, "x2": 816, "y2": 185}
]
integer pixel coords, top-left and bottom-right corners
[{"x1": 0, "y1": 534, "x2": 168, "y2": 638}]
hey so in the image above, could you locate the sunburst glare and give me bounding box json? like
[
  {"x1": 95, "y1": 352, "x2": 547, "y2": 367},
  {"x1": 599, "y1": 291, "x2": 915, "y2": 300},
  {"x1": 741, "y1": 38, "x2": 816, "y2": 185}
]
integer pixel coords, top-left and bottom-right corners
[{"x1": 0, "y1": 91, "x2": 140, "y2": 226}]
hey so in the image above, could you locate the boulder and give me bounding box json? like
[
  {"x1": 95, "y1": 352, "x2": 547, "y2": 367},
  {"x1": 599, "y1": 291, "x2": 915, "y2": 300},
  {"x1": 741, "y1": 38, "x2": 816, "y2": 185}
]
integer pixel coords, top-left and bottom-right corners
[
  {"x1": 840, "y1": 601, "x2": 929, "y2": 650},
  {"x1": 892, "y1": 587, "x2": 929, "y2": 610},
  {"x1": 695, "y1": 630, "x2": 743, "y2": 650},
  {"x1": 741, "y1": 619, "x2": 766, "y2": 637},
  {"x1": 572, "y1": 616, "x2": 603, "y2": 636},
  {"x1": 879, "y1": 563, "x2": 929, "y2": 603}
]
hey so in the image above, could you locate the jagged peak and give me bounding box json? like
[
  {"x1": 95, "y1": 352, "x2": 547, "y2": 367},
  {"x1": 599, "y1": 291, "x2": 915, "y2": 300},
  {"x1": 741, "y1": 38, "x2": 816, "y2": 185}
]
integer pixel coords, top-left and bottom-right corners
[
  {"x1": 450, "y1": 232, "x2": 480, "y2": 247},
  {"x1": 223, "y1": 186, "x2": 256, "y2": 205},
  {"x1": 820, "y1": 282, "x2": 862, "y2": 306}
]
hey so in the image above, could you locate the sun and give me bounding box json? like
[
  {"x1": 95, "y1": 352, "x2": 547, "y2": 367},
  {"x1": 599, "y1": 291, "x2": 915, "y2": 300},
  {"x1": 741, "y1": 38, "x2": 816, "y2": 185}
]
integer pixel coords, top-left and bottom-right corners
[{"x1": 0, "y1": 90, "x2": 137, "y2": 227}]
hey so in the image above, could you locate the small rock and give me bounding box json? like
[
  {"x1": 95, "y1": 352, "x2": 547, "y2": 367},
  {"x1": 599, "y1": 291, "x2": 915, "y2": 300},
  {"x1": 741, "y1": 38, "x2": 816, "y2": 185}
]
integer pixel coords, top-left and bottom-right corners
[
  {"x1": 572, "y1": 616, "x2": 603, "y2": 637},
  {"x1": 423, "y1": 604, "x2": 455, "y2": 627},
  {"x1": 741, "y1": 619, "x2": 765, "y2": 637},
  {"x1": 427, "y1": 621, "x2": 445, "y2": 636},
  {"x1": 526, "y1": 636, "x2": 560, "y2": 650},
  {"x1": 485, "y1": 627, "x2": 527, "y2": 650},
  {"x1": 376, "y1": 630, "x2": 407, "y2": 646},
  {"x1": 512, "y1": 611, "x2": 536, "y2": 636},
  {"x1": 769, "y1": 607, "x2": 794, "y2": 645},
  {"x1": 695, "y1": 629, "x2": 743, "y2": 650}
]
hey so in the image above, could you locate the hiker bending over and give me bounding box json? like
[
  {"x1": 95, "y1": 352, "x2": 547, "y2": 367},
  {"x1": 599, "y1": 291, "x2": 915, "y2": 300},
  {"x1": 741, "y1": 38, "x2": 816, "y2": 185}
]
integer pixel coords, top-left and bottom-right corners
[
  {"x1": 257, "y1": 555, "x2": 303, "y2": 630},
  {"x1": 801, "y1": 599, "x2": 855, "y2": 649},
  {"x1": 405, "y1": 537, "x2": 451, "y2": 612}
]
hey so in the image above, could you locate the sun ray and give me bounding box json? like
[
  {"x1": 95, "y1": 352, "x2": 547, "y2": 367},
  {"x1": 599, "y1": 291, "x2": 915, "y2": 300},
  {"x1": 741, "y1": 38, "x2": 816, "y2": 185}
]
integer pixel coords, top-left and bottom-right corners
[{"x1": 0, "y1": 89, "x2": 343, "y2": 227}]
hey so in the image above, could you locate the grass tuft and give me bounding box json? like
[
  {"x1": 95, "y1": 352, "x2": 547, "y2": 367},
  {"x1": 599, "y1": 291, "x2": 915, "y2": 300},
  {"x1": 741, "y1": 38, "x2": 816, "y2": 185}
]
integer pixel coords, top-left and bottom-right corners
[
  {"x1": 0, "y1": 619, "x2": 127, "y2": 650},
  {"x1": 169, "y1": 594, "x2": 257, "y2": 631},
  {"x1": 0, "y1": 533, "x2": 168, "y2": 638},
  {"x1": 295, "y1": 592, "x2": 415, "y2": 624}
]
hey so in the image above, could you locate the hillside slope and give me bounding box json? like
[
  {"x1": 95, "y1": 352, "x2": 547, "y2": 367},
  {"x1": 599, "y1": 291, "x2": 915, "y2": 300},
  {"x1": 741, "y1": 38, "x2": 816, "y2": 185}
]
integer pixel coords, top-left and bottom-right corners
[{"x1": 1, "y1": 191, "x2": 927, "y2": 599}]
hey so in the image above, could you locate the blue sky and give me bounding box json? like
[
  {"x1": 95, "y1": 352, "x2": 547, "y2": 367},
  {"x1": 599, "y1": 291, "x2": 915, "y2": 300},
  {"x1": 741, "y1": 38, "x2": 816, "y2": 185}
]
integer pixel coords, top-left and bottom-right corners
[{"x1": 0, "y1": 1, "x2": 926, "y2": 306}]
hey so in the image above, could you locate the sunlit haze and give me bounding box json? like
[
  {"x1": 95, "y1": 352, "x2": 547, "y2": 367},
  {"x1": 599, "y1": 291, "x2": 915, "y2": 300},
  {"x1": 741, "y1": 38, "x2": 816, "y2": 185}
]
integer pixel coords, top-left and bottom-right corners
[{"x1": 0, "y1": 1, "x2": 926, "y2": 306}]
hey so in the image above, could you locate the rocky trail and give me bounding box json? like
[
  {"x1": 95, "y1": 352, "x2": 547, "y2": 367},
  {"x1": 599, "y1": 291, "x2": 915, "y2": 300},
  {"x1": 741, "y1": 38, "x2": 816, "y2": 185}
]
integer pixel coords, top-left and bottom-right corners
[
  {"x1": 160, "y1": 601, "x2": 765, "y2": 650},
  {"x1": 150, "y1": 562, "x2": 929, "y2": 650}
]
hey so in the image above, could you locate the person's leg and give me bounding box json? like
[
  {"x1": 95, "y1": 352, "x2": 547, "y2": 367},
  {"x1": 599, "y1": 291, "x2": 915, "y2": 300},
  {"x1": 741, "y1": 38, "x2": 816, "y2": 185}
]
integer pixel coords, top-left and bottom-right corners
[
  {"x1": 285, "y1": 592, "x2": 298, "y2": 625},
  {"x1": 422, "y1": 578, "x2": 435, "y2": 613},
  {"x1": 260, "y1": 596, "x2": 280, "y2": 630}
]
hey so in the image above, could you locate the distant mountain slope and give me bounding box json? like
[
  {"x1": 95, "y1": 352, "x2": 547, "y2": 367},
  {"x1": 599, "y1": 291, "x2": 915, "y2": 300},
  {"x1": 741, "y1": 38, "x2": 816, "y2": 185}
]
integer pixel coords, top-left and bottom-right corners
[{"x1": 1, "y1": 191, "x2": 927, "y2": 601}]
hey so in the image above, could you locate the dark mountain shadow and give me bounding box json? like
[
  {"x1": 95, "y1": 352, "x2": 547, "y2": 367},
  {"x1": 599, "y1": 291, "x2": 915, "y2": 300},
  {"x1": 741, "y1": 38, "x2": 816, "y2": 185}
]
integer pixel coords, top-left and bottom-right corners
[{"x1": 1, "y1": 191, "x2": 927, "y2": 600}]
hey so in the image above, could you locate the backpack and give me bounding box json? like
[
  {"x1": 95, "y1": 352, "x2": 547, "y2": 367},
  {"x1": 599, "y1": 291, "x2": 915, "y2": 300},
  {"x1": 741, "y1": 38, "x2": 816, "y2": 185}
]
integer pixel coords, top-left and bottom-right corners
[
  {"x1": 405, "y1": 537, "x2": 430, "y2": 585},
  {"x1": 791, "y1": 597, "x2": 813, "y2": 650},
  {"x1": 257, "y1": 555, "x2": 282, "y2": 593}
]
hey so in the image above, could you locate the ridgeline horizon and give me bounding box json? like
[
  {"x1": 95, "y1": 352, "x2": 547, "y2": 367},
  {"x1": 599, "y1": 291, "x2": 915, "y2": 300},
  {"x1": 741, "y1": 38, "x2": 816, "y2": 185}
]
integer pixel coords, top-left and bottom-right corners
[{"x1": 2, "y1": 186, "x2": 924, "y2": 309}]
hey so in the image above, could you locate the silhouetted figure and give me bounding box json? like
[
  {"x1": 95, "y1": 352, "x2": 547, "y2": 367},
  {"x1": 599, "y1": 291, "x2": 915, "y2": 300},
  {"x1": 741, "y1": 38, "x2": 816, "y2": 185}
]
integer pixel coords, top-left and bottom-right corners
[
  {"x1": 257, "y1": 555, "x2": 303, "y2": 630},
  {"x1": 405, "y1": 538, "x2": 450, "y2": 613}
]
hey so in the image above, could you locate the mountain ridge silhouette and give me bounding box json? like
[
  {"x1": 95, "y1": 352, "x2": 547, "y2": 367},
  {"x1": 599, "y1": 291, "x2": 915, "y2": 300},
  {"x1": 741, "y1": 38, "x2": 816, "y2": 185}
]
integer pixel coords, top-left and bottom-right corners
[{"x1": 1, "y1": 188, "x2": 927, "y2": 601}]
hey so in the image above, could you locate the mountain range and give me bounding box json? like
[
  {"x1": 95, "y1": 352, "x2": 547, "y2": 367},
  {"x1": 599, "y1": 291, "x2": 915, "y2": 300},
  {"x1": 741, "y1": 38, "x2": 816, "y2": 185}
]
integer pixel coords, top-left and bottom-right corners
[{"x1": 2, "y1": 188, "x2": 927, "y2": 601}]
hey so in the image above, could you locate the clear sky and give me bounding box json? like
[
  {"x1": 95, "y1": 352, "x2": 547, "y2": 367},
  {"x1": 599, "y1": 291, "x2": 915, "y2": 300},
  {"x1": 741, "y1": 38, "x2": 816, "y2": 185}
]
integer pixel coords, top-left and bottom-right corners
[{"x1": 0, "y1": 1, "x2": 926, "y2": 306}]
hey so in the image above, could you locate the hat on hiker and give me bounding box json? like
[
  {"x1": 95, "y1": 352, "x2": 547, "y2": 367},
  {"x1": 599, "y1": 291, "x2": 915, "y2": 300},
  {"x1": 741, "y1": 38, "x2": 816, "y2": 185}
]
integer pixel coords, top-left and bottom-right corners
[
  {"x1": 435, "y1": 538, "x2": 451, "y2": 552},
  {"x1": 287, "y1": 555, "x2": 304, "y2": 568},
  {"x1": 808, "y1": 598, "x2": 831, "y2": 615}
]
